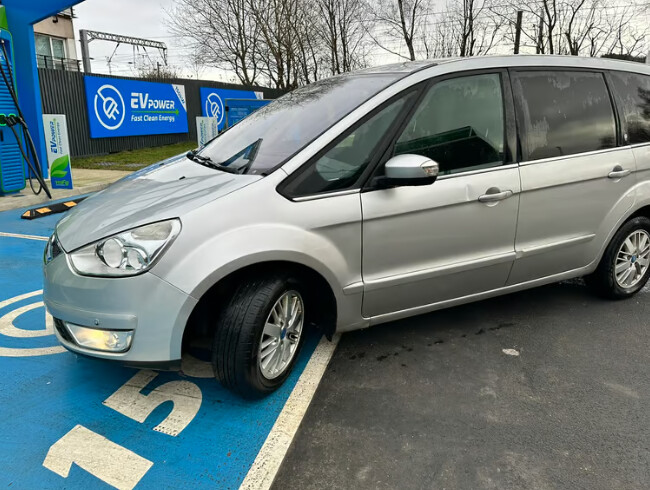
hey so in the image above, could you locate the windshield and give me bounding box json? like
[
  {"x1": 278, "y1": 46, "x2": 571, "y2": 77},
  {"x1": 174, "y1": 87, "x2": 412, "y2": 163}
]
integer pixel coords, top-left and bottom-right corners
[{"x1": 195, "y1": 74, "x2": 400, "y2": 175}]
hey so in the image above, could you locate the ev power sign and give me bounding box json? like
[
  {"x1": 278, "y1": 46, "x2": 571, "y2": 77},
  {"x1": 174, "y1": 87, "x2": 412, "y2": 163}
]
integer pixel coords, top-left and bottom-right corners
[
  {"x1": 200, "y1": 87, "x2": 262, "y2": 130},
  {"x1": 84, "y1": 76, "x2": 189, "y2": 138}
]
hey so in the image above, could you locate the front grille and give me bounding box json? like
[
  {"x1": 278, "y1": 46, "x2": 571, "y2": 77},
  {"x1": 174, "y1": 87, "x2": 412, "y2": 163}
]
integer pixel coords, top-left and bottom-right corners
[{"x1": 53, "y1": 318, "x2": 74, "y2": 343}]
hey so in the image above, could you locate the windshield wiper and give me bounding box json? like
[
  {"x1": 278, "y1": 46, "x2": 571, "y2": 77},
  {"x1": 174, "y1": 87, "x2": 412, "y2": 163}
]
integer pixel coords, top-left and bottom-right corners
[{"x1": 186, "y1": 150, "x2": 238, "y2": 174}]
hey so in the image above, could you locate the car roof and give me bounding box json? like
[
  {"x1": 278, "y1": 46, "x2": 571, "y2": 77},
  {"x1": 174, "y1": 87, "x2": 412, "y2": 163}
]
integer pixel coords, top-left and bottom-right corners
[{"x1": 356, "y1": 55, "x2": 650, "y2": 77}]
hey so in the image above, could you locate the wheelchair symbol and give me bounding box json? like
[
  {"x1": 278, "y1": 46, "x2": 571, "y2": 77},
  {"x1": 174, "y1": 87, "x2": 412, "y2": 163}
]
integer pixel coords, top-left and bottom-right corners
[{"x1": 0, "y1": 290, "x2": 65, "y2": 357}]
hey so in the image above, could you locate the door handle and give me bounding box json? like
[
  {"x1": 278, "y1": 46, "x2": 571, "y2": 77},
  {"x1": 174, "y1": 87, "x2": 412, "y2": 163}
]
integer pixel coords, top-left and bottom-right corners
[
  {"x1": 478, "y1": 189, "x2": 513, "y2": 203},
  {"x1": 608, "y1": 166, "x2": 631, "y2": 179}
]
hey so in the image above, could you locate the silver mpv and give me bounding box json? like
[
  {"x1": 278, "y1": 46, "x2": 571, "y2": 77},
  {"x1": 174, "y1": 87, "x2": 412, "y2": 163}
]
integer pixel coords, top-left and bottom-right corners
[{"x1": 44, "y1": 55, "x2": 650, "y2": 397}]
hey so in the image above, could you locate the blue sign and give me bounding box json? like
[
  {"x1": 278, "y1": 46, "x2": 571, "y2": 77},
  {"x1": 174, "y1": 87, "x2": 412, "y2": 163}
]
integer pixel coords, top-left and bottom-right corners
[
  {"x1": 200, "y1": 87, "x2": 260, "y2": 130},
  {"x1": 226, "y1": 99, "x2": 271, "y2": 127},
  {"x1": 85, "y1": 76, "x2": 189, "y2": 138}
]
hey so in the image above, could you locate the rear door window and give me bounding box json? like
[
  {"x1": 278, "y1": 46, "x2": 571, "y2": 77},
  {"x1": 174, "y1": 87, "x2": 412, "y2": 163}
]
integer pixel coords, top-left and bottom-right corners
[
  {"x1": 609, "y1": 71, "x2": 650, "y2": 144},
  {"x1": 511, "y1": 71, "x2": 616, "y2": 161}
]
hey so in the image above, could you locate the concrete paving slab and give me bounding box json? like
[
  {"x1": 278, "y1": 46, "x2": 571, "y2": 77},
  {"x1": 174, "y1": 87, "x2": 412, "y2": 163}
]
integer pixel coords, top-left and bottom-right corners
[{"x1": 0, "y1": 169, "x2": 130, "y2": 212}]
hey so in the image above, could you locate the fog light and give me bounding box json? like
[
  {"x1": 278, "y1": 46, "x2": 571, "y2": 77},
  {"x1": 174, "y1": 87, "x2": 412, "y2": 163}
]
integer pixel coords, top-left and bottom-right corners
[{"x1": 65, "y1": 323, "x2": 133, "y2": 353}]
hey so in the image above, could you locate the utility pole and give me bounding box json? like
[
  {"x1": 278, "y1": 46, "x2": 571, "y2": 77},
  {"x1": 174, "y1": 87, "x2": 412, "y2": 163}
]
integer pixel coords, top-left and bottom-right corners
[
  {"x1": 157, "y1": 62, "x2": 161, "y2": 78},
  {"x1": 79, "y1": 29, "x2": 91, "y2": 73},
  {"x1": 514, "y1": 10, "x2": 523, "y2": 54}
]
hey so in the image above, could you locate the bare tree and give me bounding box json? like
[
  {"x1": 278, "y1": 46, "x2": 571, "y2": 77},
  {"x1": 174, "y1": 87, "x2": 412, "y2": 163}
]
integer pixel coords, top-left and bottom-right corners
[
  {"x1": 186, "y1": 53, "x2": 207, "y2": 80},
  {"x1": 292, "y1": 6, "x2": 322, "y2": 84},
  {"x1": 137, "y1": 64, "x2": 179, "y2": 80},
  {"x1": 166, "y1": 0, "x2": 260, "y2": 85},
  {"x1": 168, "y1": 0, "x2": 650, "y2": 90},
  {"x1": 490, "y1": 0, "x2": 647, "y2": 57},
  {"x1": 316, "y1": 0, "x2": 370, "y2": 75},
  {"x1": 369, "y1": 0, "x2": 432, "y2": 61},
  {"x1": 447, "y1": 0, "x2": 505, "y2": 56},
  {"x1": 247, "y1": 0, "x2": 303, "y2": 89},
  {"x1": 603, "y1": 5, "x2": 650, "y2": 57}
]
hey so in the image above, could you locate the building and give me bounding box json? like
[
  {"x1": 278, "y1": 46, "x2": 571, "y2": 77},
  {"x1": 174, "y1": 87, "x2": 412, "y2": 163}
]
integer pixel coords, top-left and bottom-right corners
[{"x1": 33, "y1": 8, "x2": 79, "y2": 71}]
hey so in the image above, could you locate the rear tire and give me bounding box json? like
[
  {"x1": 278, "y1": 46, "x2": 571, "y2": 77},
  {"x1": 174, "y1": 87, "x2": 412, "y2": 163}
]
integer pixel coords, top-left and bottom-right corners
[
  {"x1": 212, "y1": 275, "x2": 306, "y2": 399},
  {"x1": 586, "y1": 216, "x2": 650, "y2": 299}
]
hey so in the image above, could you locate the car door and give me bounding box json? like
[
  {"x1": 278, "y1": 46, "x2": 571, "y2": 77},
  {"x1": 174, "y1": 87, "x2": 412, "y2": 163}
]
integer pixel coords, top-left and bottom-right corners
[
  {"x1": 361, "y1": 71, "x2": 521, "y2": 319},
  {"x1": 608, "y1": 70, "x2": 650, "y2": 208},
  {"x1": 507, "y1": 69, "x2": 637, "y2": 286}
]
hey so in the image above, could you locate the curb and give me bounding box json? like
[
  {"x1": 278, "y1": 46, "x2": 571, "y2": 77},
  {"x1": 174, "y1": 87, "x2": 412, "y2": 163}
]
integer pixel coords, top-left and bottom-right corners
[{"x1": 0, "y1": 182, "x2": 108, "y2": 213}]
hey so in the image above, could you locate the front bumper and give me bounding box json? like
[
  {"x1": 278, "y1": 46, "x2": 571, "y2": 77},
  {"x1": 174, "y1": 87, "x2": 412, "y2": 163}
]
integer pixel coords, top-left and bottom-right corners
[{"x1": 43, "y1": 253, "x2": 197, "y2": 365}]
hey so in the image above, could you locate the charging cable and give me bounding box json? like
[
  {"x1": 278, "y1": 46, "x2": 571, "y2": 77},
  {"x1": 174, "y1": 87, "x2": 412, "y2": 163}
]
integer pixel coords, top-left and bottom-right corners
[{"x1": 0, "y1": 40, "x2": 51, "y2": 198}]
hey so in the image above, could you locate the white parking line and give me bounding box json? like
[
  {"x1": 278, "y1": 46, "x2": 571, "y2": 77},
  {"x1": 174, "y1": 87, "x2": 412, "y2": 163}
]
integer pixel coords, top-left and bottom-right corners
[
  {"x1": 0, "y1": 231, "x2": 48, "y2": 241},
  {"x1": 240, "y1": 334, "x2": 340, "y2": 490}
]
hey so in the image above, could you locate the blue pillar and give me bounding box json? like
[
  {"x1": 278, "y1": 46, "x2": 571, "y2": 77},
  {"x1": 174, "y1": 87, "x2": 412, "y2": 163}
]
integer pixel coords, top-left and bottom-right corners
[
  {"x1": 3, "y1": 0, "x2": 85, "y2": 180},
  {"x1": 4, "y1": 10, "x2": 47, "y2": 177}
]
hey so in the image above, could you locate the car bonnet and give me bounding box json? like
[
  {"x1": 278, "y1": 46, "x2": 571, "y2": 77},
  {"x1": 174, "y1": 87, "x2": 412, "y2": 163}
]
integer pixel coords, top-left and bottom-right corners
[{"x1": 55, "y1": 153, "x2": 262, "y2": 251}]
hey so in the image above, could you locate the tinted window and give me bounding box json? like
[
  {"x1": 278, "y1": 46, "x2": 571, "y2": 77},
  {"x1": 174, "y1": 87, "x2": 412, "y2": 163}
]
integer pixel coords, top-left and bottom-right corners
[
  {"x1": 394, "y1": 73, "x2": 505, "y2": 175},
  {"x1": 512, "y1": 71, "x2": 616, "y2": 161},
  {"x1": 610, "y1": 71, "x2": 650, "y2": 144},
  {"x1": 197, "y1": 74, "x2": 400, "y2": 175},
  {"x1": 283, "y1": 93, "x2": 414, "y2": 196}
]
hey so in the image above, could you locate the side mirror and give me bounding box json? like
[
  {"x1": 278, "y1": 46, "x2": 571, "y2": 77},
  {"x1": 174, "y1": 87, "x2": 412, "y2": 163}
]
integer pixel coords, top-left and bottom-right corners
[{"x1": 377, "y1": 154, "x2": 439, "y2": 188}]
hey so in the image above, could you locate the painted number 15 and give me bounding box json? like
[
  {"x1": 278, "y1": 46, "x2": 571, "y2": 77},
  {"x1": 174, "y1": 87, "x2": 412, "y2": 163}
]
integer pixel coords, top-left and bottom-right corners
[{"x1": 43, "y1": 370, "x2": 202, "y2": 490}]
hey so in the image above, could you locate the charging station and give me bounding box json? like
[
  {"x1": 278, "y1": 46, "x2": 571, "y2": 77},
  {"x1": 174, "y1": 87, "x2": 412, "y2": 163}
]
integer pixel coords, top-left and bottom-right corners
[
  {"x1": 0, "y1": 0, "x2": 84, "y2": 198},
  {"x1": 0, "y1": 16, "x2": 25, "y2": 193}
]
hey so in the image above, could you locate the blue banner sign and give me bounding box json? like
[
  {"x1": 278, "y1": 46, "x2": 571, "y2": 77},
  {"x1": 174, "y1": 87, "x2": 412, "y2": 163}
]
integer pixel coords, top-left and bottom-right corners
[
  {"x1": 200, "y1": 87, "x2": 261, "y2": 131},
  {"x1": 85, "y1": 76, "x2": 188, "y2": 138},
  {"x1": 226, "y1": 99, "x2": 271, "y2": 128}
]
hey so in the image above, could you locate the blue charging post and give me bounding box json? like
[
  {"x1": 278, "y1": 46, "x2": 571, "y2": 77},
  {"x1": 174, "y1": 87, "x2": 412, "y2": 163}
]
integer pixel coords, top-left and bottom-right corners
[{"x1": 1, "y1": 0, "x2": 84, "y2": 182}]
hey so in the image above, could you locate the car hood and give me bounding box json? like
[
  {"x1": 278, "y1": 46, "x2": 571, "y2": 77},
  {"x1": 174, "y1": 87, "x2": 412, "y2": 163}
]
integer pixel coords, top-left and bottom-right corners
[{"x1": 56, "y1": 153, "x2": 262, "y2": 251}]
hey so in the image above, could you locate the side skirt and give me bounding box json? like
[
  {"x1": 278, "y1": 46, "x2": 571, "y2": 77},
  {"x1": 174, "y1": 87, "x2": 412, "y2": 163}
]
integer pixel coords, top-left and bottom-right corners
[{"x1": 365, "y1": 265, "x2": 593, "y2": 327}]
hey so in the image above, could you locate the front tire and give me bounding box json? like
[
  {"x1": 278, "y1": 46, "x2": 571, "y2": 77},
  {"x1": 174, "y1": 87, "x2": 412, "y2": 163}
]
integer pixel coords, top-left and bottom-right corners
[
  {"x1": 212, "y1": 275, "x2": 306, "y2": 398},
  {"x1": 586, "y1": 216, "x2": 650, "y2": 299}
]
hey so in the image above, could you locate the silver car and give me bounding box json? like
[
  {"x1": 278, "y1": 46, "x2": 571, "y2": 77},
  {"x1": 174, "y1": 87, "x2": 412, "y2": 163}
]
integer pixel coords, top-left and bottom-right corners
[{"x1": 44, "y1": 55, "x2": 650, "y2": 397}]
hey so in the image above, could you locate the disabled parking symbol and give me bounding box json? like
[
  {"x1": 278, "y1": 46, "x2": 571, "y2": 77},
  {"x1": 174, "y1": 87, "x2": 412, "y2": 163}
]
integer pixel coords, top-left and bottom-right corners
[{"x1": 0, "y1": 290, "x2": 65, "y2": 357}]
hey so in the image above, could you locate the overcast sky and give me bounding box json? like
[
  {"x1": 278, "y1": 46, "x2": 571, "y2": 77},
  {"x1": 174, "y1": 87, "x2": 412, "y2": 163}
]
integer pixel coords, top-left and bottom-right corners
[{"x1": 73, "y1": 0, "x2": 236, "y2": 81}]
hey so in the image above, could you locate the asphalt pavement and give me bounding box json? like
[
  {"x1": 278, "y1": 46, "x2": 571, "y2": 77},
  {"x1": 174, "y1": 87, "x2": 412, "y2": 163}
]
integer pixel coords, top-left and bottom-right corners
[{"x1": 274, "y1": 280, "x2": 650, "y2": 490}]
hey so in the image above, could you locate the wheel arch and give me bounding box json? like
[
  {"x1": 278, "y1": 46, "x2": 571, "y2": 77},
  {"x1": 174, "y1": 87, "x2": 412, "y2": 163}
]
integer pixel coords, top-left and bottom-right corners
[
  {"x1": 181, "y1": 260, "x2": 338, "y2": 355},
  {"x1": 593, "y1": 201, "x2": 650, "y2": 269},
  {"x1": 628, "y1": 204, "x2": 650, "y2": 222}
]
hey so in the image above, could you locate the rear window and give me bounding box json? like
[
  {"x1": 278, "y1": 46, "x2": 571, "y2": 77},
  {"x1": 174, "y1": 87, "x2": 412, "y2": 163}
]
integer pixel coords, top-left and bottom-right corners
[
  {"x1": 197, "y1": 74, "x2": 400, "y2": 175},
  {"x1": 609, "y1": 71, "x2": 650, "y2": 144},
  {"x1": 512, "y1": 71, "x2": 616, "y2": 161}
]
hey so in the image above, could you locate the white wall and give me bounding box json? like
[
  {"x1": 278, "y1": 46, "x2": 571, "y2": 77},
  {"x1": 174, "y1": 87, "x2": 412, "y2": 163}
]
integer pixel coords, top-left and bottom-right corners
[{"x1": 33, "y1": 15, "x2": 77, "y2": 60}]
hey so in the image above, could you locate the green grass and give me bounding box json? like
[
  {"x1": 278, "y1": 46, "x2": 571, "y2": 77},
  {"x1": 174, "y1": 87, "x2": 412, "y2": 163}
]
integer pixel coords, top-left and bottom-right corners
[{"x1": 73, "y1": 141, "x2": 198, "y2": 171}]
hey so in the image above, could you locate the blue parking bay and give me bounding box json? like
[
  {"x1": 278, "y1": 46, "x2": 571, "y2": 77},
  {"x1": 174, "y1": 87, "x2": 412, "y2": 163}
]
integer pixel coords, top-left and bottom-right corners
[{"x1": 0, "y1": 202, "x2": 319, "y2": 489}]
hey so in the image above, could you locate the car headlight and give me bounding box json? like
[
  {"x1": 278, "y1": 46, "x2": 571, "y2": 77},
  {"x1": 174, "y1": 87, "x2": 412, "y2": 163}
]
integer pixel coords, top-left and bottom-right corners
[{"x1": 69, "y1": 219, "x2": 181, "y2": 277}]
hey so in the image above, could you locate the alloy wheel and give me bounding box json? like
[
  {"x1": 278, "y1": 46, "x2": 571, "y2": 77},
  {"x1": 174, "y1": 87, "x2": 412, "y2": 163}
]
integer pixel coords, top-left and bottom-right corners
[
  {"x1": 258, "y1": 290, "x2": 304, "y2": 380},
  {"x1": 615, "y1": 229, "x2": 650, "y2": 288}
]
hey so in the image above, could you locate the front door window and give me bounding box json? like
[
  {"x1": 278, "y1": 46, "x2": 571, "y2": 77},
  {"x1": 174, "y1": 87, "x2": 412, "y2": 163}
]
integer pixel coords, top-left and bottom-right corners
[{"x1": 394, "y1": 73, "x2": 505, "y2": 175}]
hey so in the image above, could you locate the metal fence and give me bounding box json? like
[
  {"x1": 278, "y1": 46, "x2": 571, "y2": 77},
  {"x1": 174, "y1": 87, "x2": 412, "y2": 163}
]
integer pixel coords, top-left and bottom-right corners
[
  {"x1": 38, "y1": 69, "x2": 285, "y2": 157},
  {"x1": 36, "y1": 55, "x2": 81, "y2": 72}
]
